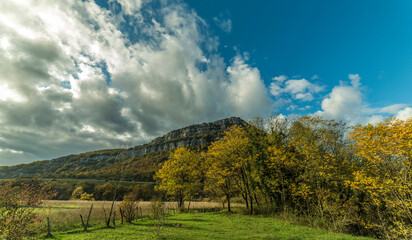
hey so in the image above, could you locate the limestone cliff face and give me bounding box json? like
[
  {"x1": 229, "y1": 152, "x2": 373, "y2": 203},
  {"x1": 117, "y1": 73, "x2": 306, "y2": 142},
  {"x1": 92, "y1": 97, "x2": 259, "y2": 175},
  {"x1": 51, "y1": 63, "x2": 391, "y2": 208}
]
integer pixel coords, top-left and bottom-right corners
[
  {"x1": 0, "y1": 117, "x2": 245, "y2": 179},
  {"x1": 58, "y1": 116, "x2": 244, "y2": 163},
  {"x1": 128, "y1": 117, "x2": 245, "y2": 155}
]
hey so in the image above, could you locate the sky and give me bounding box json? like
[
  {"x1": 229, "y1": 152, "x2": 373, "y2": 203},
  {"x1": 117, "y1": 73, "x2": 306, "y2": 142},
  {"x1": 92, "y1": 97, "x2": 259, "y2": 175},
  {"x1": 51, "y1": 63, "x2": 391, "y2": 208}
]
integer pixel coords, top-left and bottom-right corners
[{"x1": 0, "y1": 0, "x2": 411, "y2": 165}]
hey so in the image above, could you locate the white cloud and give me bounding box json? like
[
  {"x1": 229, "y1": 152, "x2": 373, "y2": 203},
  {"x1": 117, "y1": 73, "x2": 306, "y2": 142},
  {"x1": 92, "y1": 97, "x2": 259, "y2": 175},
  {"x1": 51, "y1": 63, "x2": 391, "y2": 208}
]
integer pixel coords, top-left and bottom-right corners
[
  {"x1": 348, "y1": 73, "x2": 361, "y2": 88},
  {"x1": 316, "y1": 74, "x2": 411, "y2": 124},
  {"x1": 397, "y1": 107, "x2": 412, "y2": 120},
  {"x1": 318, "y1": 84, "x2": 362, "y2": 123},
  {"x1": 269, "y1": 76, "x2": 324, "y2": 102},
  {"x1": 272, "y1": 75, "x2": 287, "y2": 82},
  {"x1": 311, "y1": 74, "x2": 320, "y2": 80},
  {"x1": 213, "y1": 13, "x2": 232, "y2": 33},
  {"x1": 0, "y1": 0, "x2": 271, "y2": 165},
  {"x1": 284, "y1": 79, "x2": 323, "y2": 95},
  {"x1": 295, "y1": 92, "x2": 314, "y2": 101},
  {"x1": 367, "y1": 115, "x2": 385, "y2": 125},
  {"x1": 270, "y1": 83, "x2": 283, "y2": 96},
  {"x1": 378, "y1": 104, "x2": 408, "y2": 114},
  {"x1": 115, "y1": 0, "x2": 142, "y2": 15},
  {"x1": 226, "y1": 55, "x2": 271, "y2": 118}
]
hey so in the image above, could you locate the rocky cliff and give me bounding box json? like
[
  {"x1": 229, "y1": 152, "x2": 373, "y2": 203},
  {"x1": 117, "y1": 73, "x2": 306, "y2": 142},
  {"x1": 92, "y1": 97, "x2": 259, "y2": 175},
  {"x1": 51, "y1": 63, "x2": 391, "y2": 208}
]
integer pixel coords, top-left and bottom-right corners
[
  {"x1": 129, "y1": 116, "x2": 245, "y2": 155},
  {"x1": 0, "y1": 117, "x2": 245, "y2": 179}
]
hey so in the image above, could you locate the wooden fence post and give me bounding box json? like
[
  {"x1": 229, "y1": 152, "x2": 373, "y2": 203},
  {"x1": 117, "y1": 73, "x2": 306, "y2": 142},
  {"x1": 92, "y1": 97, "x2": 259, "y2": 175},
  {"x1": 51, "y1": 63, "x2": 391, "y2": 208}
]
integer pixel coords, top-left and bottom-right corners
[
  {"x1": 46, "y1": 217, "x2": 52, "y2": 238},
  {"x1": 85, "y1": 204, "x2": 93, "y2": 231},
  {"x1": 80, "y1": 215, "x2": 85, "y2": 229},
  {"x1": 119, "y1": 207, "x2": 124, "y2": 224}
]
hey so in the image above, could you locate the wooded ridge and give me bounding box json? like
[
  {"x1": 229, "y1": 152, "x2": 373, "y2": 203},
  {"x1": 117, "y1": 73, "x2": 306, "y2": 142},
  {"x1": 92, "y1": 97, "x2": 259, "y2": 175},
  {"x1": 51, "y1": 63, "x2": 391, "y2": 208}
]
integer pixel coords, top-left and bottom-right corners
[{"x1": 0, "y1": 117, "x2": 245, "y2": 180}]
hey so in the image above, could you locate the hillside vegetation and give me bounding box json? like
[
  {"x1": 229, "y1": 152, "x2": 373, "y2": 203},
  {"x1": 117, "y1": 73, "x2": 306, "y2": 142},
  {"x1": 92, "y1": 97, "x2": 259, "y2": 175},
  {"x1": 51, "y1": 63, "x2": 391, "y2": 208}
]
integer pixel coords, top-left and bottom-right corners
[{"x1": 0, "y1": 117, "x2": 245, "y2": 181}]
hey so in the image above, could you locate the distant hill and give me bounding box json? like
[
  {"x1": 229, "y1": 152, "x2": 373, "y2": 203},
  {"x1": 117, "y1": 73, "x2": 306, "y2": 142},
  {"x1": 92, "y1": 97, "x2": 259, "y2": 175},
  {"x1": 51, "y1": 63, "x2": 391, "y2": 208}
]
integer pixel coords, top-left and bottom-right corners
[{"x1": 0, "y1": 117, "x2": 245, "y2": 181}]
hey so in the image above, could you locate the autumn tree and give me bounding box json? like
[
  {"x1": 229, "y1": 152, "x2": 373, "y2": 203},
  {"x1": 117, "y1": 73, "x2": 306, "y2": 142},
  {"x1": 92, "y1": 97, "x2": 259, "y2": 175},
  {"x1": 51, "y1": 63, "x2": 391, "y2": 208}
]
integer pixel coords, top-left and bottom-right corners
[
  {"x1": 348, "y1": 117, "x2": 412, "y2": 239},
  {"x1": 266, "y1": 116, "x2": 356, "y2": 229},
  {"x1": 247, "y1": 115, "x2": 290, "y2": 210},
  {"x1": 71, "y1": 186, "x2": 94, "y2": 200},
  {"x1": 120, "y1": 192, "x2": 139, "y2": 223},
  {"x1": 154, "y1": 147, "x2": 202, "y2": 209},
  {"x1": 0, "y1": 181, "x2": 56, "y2": 239},
  {"x1": 205, "y1": 125, "x2": 257, "y2": 213}
]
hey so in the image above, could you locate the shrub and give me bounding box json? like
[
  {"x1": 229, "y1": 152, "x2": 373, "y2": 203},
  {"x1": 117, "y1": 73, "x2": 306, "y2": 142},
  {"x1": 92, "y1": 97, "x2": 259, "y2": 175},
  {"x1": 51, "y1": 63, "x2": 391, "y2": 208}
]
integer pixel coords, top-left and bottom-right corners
[
  {"x1": 0, "y1": 182, "x2": 56, "y2": 239},
  {"x1": 120, "y1": 193, "x2": 139, "y2": 223}
]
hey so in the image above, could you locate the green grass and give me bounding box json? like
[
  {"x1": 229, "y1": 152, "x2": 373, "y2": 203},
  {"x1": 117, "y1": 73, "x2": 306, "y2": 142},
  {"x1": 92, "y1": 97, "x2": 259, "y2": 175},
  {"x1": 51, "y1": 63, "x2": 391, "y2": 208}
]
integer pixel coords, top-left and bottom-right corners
[{"x1": 45, "y1": 212, "x2": 376, "y2": 240}]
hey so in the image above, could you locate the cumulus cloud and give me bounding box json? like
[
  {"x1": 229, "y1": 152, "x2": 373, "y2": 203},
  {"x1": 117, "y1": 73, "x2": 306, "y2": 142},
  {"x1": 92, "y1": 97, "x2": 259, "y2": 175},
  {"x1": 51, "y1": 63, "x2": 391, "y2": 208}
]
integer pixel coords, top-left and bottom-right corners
[
  {"x1": 397, "y1": 107, "x2": 412, "y2": 120},
  {"x1": 226, "y1": 55, "x2": 271, "y2": 118},
  {"x1": 0, "y1": 0, "x2": 270, "y2": 165},
  {"x1": 269, "y1": 75, "x2": 324, "y2": 102},
  {"x1": 316, "y1": 74, "x2": 411, "y2": 124},
  {"x1": 318, "y1": 82, "x2": 362, "y2": 122}
]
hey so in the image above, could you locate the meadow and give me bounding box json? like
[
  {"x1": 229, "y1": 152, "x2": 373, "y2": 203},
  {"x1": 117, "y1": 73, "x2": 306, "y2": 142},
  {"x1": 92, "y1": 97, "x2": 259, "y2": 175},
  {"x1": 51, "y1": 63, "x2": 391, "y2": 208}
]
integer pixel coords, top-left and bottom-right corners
[
  {"x1": 39, "y1": 200, "x2": 376, "y2": 240},
  {"x1": 41, "y1": 200, "x2": 236, "y2": 232}
]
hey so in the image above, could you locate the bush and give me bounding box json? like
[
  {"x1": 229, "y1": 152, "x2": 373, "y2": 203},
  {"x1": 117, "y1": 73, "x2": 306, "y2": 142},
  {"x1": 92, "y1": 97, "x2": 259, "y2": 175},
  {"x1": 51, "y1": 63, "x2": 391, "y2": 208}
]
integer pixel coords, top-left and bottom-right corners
[
  {"x1": 0, "y1": 182, "x2": 56, "y2": 239},
  {"x1": 120, "y1": 193, "x2": 139, "y2": 223},
  {"x1": 150, "y1": 198, "x2": 166, "y2": 220}
]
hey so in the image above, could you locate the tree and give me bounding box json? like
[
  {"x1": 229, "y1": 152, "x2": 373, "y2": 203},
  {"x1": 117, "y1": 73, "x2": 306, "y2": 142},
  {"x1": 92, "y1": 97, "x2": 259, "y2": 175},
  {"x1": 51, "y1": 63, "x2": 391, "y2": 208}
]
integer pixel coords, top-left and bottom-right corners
[
  {"x1": 120, "y1": 193, "x2": 139, "y2": 223},
  {"x1": 154, "y1": 147, "x2": 202, "y2": 209},
  {"x1": 0, "y1": 182, "x2": 56, "y2": 239},
  {"x1": 205, "y1": 125, "x2": 255, "y2": 213},
  {"x1": 348, "y1": 117, "x2": 412, "y2": 239},
  {"x1": 266, "y1": 116, "x2": 356, "y2": 229},
  {"x1": 71, "y1": 186, "x2": 94, "y2": 200}
]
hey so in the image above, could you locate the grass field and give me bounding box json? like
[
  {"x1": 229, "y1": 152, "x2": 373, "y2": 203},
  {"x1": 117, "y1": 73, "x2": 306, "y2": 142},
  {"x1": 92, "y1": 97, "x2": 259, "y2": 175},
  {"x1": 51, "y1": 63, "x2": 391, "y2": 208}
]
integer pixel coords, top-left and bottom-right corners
[
  {"x1": 41, "y1": 200, "x2": 237, "y2": 231},
  {"x1": 42, "y1": 211, "x2": 376, "y2": 240}
]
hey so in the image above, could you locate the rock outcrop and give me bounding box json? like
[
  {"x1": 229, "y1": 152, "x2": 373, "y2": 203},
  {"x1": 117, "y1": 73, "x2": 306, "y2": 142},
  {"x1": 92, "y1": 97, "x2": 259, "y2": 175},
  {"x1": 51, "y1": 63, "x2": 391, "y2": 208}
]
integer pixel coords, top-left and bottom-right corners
[
  {"x1": 0, "y1": 117, "x2": 245, "y2": 179},
  {"x1": 128, "y1": 117, "x2": 245, "y2": 155}
]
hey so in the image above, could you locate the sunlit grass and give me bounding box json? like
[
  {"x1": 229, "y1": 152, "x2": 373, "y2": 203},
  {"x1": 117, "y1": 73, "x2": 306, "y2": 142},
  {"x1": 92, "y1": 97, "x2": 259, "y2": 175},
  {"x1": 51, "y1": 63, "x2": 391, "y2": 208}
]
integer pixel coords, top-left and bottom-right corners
[
  {"x1": 41, "y1": 200, "x2": 241, "y2": 231},
  {"x1": 43, "y1": 211, "x2": 376, "y2": 240}
]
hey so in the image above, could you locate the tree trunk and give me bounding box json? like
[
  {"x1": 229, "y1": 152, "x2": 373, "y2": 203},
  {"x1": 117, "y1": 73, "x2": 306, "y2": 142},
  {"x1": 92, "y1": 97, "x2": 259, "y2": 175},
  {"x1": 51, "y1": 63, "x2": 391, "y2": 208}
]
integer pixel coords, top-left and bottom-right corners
[
  {"x1": 227, "y1": 194, "x2": 231, "y2": 212},
  {"x1": 178, "y1": 197, "x2": 184, "y2": 209},
  {"x1": 249, "y1": 195, "x2": 254, "y2": 214},
  {"x1": 254, "y1": 194, "x2": 260, "y2": 208},
  {"x1": 243, "y1": 193, "x2": 249, "y2": 210}
]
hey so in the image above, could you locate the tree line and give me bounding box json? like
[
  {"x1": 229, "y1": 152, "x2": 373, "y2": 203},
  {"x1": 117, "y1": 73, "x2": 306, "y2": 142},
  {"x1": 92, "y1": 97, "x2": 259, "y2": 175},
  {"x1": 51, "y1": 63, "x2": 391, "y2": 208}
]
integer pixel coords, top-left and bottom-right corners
[
  {"x1": 154, "y1": 115, "x2": 411, "y2": 239},
  {"x1": 2, "y1": 178, "x2": 155, "y2": 201}
]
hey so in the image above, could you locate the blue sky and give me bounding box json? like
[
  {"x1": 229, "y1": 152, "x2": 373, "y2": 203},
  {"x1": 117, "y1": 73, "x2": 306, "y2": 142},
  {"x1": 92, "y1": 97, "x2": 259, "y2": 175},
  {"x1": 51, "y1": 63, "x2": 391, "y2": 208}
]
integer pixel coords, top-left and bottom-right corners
[
  {"x1": 0, "y1": 0, "x2": 411, "y2": 165},
  {"x1": 186, "y1": 0, "x2": 412, "y2": 114}
]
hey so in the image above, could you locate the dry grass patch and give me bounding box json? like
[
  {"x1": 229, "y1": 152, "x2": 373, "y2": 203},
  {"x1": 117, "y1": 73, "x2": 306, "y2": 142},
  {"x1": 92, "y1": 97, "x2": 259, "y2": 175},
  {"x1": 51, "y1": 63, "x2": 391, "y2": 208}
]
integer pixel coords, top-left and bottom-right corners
[{"x1": 41, "y1": 200, "x2": 241, "y2": 231}]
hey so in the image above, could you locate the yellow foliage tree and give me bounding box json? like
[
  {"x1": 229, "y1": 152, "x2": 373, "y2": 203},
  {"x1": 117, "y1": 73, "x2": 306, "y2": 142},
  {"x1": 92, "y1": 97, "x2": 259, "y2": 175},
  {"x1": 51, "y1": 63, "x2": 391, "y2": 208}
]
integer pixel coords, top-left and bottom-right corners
[
  {"x1": 268, "y1": 116, "x2": 355, "y2": 228},
  {"x1": 205, "y1": 125, "x2": 255, "y2": 212},
  {"x1": 348, "y1": 117, "x2": 412, "y2": 239},
  {"x1": 154, "y1": 147, "x2": 202, "y2": 209}
]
